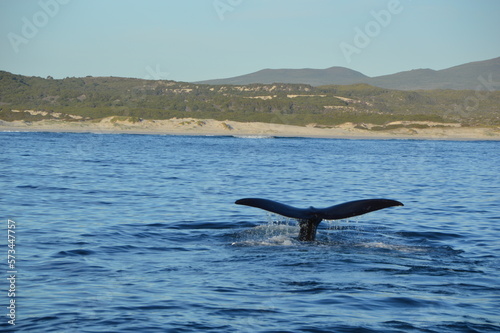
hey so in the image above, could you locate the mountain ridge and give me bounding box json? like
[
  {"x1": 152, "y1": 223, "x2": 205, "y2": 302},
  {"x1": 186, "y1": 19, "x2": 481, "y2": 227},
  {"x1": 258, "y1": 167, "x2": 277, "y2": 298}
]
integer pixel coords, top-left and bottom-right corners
[{"x1": 196, "y1": 57, "x2": 500, "y2": 90}]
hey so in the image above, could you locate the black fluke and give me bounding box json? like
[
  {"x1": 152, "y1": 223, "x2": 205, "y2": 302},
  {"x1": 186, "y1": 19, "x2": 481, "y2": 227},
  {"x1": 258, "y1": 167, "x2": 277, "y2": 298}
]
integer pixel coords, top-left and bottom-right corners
[{"x1": 235, "y1": 198, "x2": 404, "y2": 241}]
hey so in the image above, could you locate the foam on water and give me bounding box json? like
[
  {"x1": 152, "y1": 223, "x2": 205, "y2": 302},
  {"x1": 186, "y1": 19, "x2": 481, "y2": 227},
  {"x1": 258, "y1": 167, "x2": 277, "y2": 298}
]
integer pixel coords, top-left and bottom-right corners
[
  {"x1": 356, "y1": 241, "x2": 429, "y2": 253},
  {"x1": 233, "y1": 135, "x2": 275, "y2": 139}
]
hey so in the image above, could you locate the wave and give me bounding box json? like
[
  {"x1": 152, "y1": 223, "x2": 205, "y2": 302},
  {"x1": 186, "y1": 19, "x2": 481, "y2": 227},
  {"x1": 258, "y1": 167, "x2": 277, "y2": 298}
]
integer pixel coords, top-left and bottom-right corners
[
  {"x1": 55, "y1": 249, "x2": 96, "y2": 257},
  {"x1": 233, "y1": 135, "x2": 275, "y2": 139}
]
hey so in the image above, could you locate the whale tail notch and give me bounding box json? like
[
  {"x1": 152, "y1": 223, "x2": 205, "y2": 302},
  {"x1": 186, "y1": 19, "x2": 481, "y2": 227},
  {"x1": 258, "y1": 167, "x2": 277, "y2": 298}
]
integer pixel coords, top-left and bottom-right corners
[{"x1": 235, "y1": 198, "x2": 403, "y2": 241}]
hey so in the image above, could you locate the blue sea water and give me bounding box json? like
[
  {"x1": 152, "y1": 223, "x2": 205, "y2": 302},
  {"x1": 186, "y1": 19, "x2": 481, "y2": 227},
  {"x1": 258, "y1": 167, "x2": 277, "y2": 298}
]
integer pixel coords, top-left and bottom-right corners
[{"x1": 0, "y1": 131, "x2": 499, "y2": 332}]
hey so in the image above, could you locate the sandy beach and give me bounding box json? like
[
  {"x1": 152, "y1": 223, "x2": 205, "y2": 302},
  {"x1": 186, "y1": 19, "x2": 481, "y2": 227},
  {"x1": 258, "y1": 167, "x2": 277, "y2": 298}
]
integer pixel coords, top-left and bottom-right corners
[{"x1": 1, "y1": 117, "x2": 499, "y2": 140}]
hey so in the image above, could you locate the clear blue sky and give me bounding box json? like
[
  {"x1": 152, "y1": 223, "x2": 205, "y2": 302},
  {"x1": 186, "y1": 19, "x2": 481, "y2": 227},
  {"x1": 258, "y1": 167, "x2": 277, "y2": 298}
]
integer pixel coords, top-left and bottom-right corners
[{"x1": 1, "y1": 0, "x2": 499, "y2": 81}]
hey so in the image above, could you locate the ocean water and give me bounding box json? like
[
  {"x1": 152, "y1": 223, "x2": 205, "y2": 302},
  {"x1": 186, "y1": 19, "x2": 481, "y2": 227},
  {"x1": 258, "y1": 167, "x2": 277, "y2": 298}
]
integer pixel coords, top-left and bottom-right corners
[{"x1": 1, "y1": 131, "x2": 499, "y2": 332}]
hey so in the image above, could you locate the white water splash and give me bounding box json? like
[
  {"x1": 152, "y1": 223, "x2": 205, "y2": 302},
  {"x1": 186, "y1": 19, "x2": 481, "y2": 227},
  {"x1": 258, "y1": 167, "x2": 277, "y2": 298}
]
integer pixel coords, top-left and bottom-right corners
[{"x1": 357, "y1": 241, "x2": 428, "y2": 253}]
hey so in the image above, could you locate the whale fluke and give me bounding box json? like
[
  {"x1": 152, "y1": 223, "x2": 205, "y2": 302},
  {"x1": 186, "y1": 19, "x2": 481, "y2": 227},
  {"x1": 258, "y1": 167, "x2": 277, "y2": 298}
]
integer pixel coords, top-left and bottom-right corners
[{"x1": 235, "y1": 198, "x2": 403, "y2": 241}]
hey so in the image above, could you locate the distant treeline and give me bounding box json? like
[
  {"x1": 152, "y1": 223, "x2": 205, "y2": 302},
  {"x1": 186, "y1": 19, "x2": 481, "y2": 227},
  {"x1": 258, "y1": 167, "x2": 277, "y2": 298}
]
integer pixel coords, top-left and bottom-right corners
[{"x1": 0, "y1": 71, "x2": 498, "y2": 126}]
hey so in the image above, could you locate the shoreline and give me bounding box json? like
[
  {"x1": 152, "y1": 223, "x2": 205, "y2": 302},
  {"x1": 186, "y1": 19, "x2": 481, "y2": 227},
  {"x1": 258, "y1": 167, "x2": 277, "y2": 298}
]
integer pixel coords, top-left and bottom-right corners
[{"x1": 1, "y1": 117, "x2": 500, "y2": 141}]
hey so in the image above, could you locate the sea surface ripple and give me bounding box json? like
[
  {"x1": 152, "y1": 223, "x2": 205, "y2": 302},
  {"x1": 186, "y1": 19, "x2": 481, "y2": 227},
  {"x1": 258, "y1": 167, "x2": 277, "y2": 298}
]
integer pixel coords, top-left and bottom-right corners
[{"x1": 1, "y1": 132, "x2": 499, "y2": 332}]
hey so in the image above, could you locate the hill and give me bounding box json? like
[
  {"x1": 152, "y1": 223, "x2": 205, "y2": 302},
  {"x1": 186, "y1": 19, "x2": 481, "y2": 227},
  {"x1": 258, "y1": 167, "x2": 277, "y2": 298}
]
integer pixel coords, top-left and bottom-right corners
[
  {"x1": 0, "y1": 70, "x2": 499, "y2": 127},
  {"x1": 197, "y1": 67, "x2": 368, "y2": 86},
  {"x1": 197, "y1": 57, "x2": 500, "y2": 91}
]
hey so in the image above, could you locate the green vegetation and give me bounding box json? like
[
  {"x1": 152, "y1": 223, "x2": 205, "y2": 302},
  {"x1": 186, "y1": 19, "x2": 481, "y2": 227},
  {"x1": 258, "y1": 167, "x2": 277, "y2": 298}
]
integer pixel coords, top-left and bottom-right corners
[{"x1": 1, "y1": 71, "x2": 498, "y2": 126}]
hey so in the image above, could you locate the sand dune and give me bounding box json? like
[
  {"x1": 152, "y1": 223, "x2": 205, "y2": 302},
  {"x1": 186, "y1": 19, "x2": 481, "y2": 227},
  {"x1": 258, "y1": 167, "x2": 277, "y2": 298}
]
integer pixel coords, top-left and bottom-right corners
[{"x1": 1, "y1": 117, "x2": 499, "y2": 140}]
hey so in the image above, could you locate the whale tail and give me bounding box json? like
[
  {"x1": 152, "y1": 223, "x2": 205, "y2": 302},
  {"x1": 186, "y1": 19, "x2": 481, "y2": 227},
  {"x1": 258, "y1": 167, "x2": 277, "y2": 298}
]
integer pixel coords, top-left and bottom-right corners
[{"x1": 235, "y1": 198, "x2": 403, "y2": 241}]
